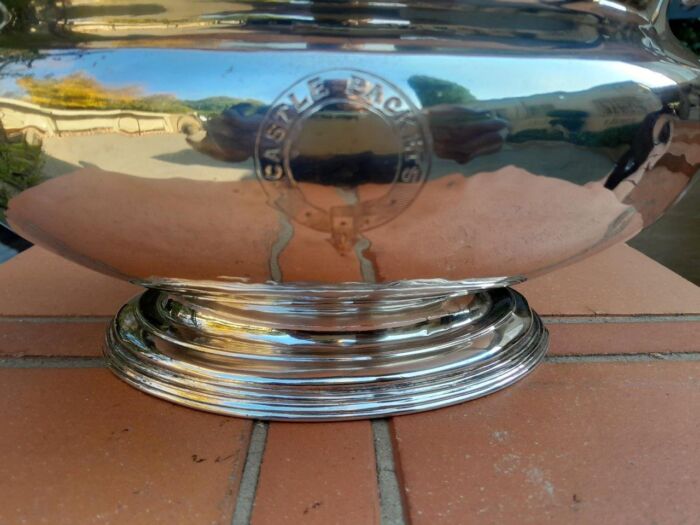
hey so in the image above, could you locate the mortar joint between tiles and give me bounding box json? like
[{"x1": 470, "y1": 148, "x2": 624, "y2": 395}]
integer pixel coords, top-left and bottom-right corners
[
  {"x1": 372, "y1": 419, "x2": 408, "y2": 525},
  {"x1": 231, "y1": 421, "x2": 268, "y2": 525},
  {"x1": 544, "y1": 352, "x2": 700, "y2": 363}
]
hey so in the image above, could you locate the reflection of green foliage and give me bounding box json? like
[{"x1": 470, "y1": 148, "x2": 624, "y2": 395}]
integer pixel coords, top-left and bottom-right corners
[
  {"x1": 509, "y1": 123, "x2": 638, "y2": 148},
  {"x1": 575, "y1": 124, "x2": 638, "y2": 148},
  {"x1": 17, "y1": 73, "x2": 265, "y2": 115},
  {"x1": 0, "y1": 48, "x2": 41, "y2": 75},
  {"x1": 408, "y1": 75, "x2": 476, "y2": 107},
  {"x1": 671, "y1": 19, "x2": 700, "y2": 53},
  {"x1": 509, "y1": 128, "x2": 566, "y2": 143},
  {"x1": 126, "y1": 95, "x2": 191, "y2": 113},
  {"x1": 184, "y1": 97, "x2": 266, "y2": 117},
  {"x1": 0, "y1": 1, "x2": 90, "y2": 48},
  {"x1": 18, "y1": 73, "x2": 195, "y2": 112},
  {"x1": 64, "y1": 4, "x2": 166, "y2": 19},
  {"x1": 1, "y1": 0, "x2": 39, "y2": 33},
  {"x1": 547, "y1": 109, "x2": 589, "y2": 134},
  {"x1": 0, "y1": 141, "x2": 44, "y2": 219}
]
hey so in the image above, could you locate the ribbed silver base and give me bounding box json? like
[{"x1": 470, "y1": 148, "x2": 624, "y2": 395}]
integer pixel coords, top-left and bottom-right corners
[{"x1": 105, "y1": 283, "x2": 548, "y2": 421}]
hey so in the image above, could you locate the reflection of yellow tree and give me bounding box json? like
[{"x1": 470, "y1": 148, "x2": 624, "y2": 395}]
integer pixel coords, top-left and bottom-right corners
[{"x1": 17, "y1": 73, "x2": 191, "y2": 113}]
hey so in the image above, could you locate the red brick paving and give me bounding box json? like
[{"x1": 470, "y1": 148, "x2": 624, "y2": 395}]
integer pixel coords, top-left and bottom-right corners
[{"x1": 1, "y1": 244, "x2": 698, "y2": 524}]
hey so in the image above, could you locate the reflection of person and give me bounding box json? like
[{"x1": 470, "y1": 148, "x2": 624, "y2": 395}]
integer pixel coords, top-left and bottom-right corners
[
  {"x1": 187, "y1": 103, "x2": 265, "y2": 163},
  {"x1": 605, "y1": 112, "x2": 670, "y2": 191},
  {"x1": 188, "y1": 98, "x2": 507, "y2": 168},
  {"x1": 427, "y1": 105, "x2": 507, "y2": 164}
]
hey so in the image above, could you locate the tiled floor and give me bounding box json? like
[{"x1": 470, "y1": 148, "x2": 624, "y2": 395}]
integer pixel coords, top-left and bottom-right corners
[{"x1": 0, "y1": 245, "x2": 698, "y2": 524}]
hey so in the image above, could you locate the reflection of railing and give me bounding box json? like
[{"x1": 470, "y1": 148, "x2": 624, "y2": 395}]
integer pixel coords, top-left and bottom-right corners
[{"x1": 0, "y1": 98, "x2": 201, "y2": 144}]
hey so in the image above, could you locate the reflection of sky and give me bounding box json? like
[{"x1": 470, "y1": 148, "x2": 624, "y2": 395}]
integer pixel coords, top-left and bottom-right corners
[{"x1": 0, "y1": 48, "x2": 676, "y2": 104}]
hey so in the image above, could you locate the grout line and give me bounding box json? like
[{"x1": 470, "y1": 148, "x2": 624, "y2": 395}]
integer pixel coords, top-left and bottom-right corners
[
  {"x1": 269, "y1": 210, "x2": 294, "y2": 282},
  {"x1": 0, "y1": 356, "x2": 107, "y2": 368},
  {"x1": 2, "y1": 352, "x2": 700, "y2": 369},
  {"x1": 1, "y1": 314, "x2": 698, "y2": 325},
  {"x1": 372, "y1": 419, "x2": 407, "y2": 525},
  {"x1": 543, "y1": 315, "x2": 700, "y2": 324},
  {"x1": 231, "y1": 421, "x2": 269, "y2": 525},
  {"x1": 545, "y1": 352, "x2": 700, "y2": 363},
  {"x1": 0, "y1": 316, "x2": 111, "y2": 323}
]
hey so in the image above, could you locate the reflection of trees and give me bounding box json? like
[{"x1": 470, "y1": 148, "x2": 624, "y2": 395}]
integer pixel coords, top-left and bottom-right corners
[
  {"x1": 0, "y1": 49, "x2": 41, "y2": 77},
  {"x1": 16, "y1": 72, "x2": 266, "y2": 115},
  {"x1": 547, "y1": 109, "x2": 588, "y2": 134},
  {"x1": 670, "y1": 18, "x2": 700, "y2": 54},
  {"x1": 509, "y1": 123, "x2": 638, "y2": 148},
  {"x1": 18, "y1": 73, "x2": 192, "y2": 112},
  {"x1": 408, "y1": 75, "x2": 476, "y2": 107},
  {"x1": 0, "y1": 134, "x2": 44, "y2": 220},
  {"x1": 61, "y1": 3, "x2": 166, "y2": 20},
  {"x1": 185, "y1": 97, "x2": 264, "y2": 117},
  {"x1": 0, "y1": 0, "x2": 46, "y2": 75},
  {"x1": 0, "y1": 0, "x2": 47, "y2": 221},
  {"x1": 1, "y1": 0, "x2": 40, "y2": 33}
]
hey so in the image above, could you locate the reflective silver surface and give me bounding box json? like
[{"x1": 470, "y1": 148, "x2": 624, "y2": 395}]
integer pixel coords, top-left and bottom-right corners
[
  {"x1": 107, "y1": 285, "x2": 547, "y2": 420},
  {"x1": 0, "y1": 0, "x2": 697, "y2": 419}
]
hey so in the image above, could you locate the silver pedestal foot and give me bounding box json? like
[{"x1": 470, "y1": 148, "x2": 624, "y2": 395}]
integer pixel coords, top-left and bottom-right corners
[{"x1": 105, "y1": 284, "x2": 548, "y2": 421}]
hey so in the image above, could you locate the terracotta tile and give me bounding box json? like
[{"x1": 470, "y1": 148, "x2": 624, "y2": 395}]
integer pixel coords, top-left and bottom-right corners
[
  {"x1": 0, "y1": 320, "x2": 107, "y2": 357},
  {"x1": 392, "y1": 362, "x2": 700, "y2": 525},
  {"x1": 516, "y1": 244, "x2": 700, "y2": 316},
  {"x1": 4, "y1": 243, "x2": 698, "y2": 320},
  {"x1": 0, "y1": 247, "x2": 140, "y2": 317},
  {"x1": 252, "y1": 422, "x2": 380, "y2": 525},
  {"x1": 547, "y1": 321, "x2": 700, "y2": 355},
  {"x1": 0, "y1": 369, "x2": 251, "y2": 525}
]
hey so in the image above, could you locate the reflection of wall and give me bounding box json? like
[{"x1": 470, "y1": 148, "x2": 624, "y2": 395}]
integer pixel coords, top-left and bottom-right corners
[
  {"x1": 0, "y1": 98, "x2": 198, "y2": 143},
  {"x1": 472, "y1": 82, "x2": 661, "y2": 134}
]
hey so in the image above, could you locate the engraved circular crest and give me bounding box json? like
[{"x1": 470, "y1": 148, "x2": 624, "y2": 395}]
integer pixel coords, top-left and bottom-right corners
[{"x1": 255, "y1": 69, "x2": 431, "y2": 252}]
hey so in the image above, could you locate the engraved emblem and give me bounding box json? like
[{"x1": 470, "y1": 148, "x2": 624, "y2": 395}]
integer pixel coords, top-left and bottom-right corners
[{"x1": 255, "y1": 69, "x2": 431, "y2": 253}]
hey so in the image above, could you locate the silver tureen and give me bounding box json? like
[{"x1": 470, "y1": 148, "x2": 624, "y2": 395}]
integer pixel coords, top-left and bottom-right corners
[{"x1": 0, "y1": 0, "x2": 697, "y2": 419}]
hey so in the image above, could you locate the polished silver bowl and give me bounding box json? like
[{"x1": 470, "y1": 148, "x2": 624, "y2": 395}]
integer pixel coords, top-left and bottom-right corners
[{"x1": 1, "y1": 0, "x2": 697, "y2": 419}]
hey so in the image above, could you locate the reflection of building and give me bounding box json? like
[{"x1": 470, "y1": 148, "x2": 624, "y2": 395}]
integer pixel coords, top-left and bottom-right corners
[
  {"x1": 472, "y1": 82, "x2": 662, "y2": 134},
  {"x1": 0, "y1": 98, "x2": 200, "y2": 144}
]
